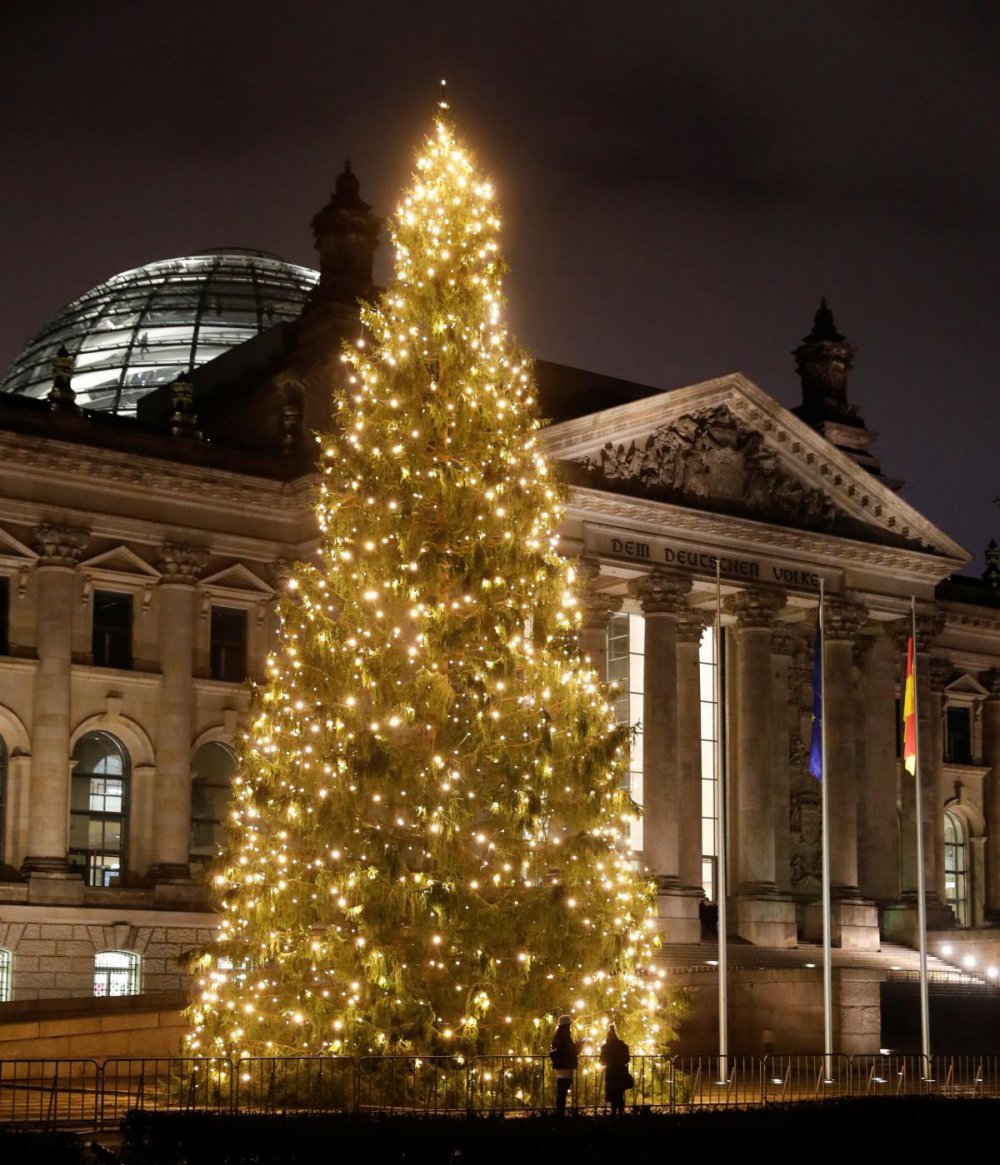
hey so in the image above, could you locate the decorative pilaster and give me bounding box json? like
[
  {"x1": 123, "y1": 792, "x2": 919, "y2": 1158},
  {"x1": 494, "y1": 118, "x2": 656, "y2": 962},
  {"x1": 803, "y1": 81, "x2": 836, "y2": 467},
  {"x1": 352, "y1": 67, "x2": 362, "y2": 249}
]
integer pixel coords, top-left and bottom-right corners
[
  {"x1": 629, "y1": 570, "x2": 700, "y2": 941},
  {"x1": 22, "y1": 524, "x2": 88, "y2": 886},
  {"x1": 982, "y1": 671, "x2": 1000, "y2": 918},
  {"x1": 148, "y1": 543, "x2": 208, "y2": 894},
  {"x1": 725, "y1": 587, "x2": 796, "y2": 946}
]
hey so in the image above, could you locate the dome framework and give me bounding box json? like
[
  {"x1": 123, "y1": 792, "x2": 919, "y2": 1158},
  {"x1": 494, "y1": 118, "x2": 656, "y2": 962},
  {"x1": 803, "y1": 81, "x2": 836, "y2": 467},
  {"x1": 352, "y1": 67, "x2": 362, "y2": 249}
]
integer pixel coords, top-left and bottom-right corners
[{"x1": 1, "y1": 250, "x2": 318, "y2": 415}]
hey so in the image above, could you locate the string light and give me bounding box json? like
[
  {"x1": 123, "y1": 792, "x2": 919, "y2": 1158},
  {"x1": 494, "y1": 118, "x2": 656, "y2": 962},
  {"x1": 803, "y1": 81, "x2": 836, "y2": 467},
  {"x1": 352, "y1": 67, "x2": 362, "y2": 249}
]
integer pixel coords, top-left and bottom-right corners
[{"x1": 186, "y1": 113, "x2": 676, "y2": 1067}]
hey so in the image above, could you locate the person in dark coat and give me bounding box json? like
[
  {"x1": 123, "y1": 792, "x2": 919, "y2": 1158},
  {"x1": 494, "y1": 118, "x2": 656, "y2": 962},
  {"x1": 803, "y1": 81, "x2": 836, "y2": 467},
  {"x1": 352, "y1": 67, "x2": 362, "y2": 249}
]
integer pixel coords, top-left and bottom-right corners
[
  {"x1": 549, "y1": 1015, "x2": 580, "y2": 1115},
  {"x1": 599, "y1": 1022, "x2": 631, "y2": 1115}
]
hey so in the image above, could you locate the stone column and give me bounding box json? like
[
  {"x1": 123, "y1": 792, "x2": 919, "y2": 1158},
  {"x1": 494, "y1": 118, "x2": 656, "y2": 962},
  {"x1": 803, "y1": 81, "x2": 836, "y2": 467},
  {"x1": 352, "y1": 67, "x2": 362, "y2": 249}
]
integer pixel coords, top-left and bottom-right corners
[
  {"x1": 770, "y1": 629, "x2": 798, "y2": 896},
  {"x1": 677, "y1": 607, "x2": 711, "y2": 899},
  {"x1": 857, "y1": 629, "x2": 900, "y2": 907},
  {"x1": 629, "y1": 570, "x2": 700, "y2": 941},
  {"x1": 808, "y1": 599, "x2": 879, "y2": 950},
  {"x1": 22, "y1": 524, "x2": 88, "y2": 890},
  {"x1": 725, "y1": 587, "x2": 796, "y2": 947},
  {"x1": 928, "y1": 657, "x2": 953, "y2": 909},
  {"x1": 578, "y1": 558, "x2": 622, "y2": 682},
  {"x1": 983, "y1": 672, "x2": 1000, "y2": 919},
  {"x1": 884, "y1": 613, "x2": 953, "y2": 944},
  {"x1": 148, "y1": 543, "x2": 207, "y2": 898}
]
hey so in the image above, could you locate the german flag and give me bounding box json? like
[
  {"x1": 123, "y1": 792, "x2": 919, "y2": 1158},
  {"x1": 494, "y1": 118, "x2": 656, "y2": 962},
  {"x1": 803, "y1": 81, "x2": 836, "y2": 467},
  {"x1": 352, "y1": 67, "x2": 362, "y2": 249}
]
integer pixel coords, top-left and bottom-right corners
[{"x1": 903, "y1": 636, "x2": 917, "y2": 775}]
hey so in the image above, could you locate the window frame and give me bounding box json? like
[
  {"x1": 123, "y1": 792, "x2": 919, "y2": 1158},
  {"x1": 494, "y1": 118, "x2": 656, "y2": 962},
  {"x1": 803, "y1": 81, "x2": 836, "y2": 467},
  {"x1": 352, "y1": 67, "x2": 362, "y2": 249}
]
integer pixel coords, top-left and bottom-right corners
[
  {"x1": 91, "y1": 588, "x2": 134, "y2": 670},
  {"x1": 68, "y1": 731, "x2": 131, "y2": 888},
  {"x1": 190, "y1": 741, "x2": 237, "y2": 869},
  {"x1": 209, "y1": 605, "x2": 248, "y2": 683},
  {"x1": 93, "y1": 949, "x2": 140, "y2": 997}
]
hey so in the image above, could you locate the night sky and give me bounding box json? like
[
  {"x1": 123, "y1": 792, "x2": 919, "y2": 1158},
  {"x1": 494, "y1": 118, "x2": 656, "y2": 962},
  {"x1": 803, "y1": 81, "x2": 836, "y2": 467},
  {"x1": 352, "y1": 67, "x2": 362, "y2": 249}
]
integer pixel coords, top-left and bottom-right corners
[{"x1": 2, "y1": 1, "x2": 996, "y2": 572}]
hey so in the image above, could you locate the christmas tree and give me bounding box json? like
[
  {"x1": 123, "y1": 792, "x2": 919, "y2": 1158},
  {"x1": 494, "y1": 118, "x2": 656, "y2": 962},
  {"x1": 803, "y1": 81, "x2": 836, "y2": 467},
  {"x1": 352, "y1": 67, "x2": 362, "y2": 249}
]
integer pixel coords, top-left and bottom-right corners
[{"x1": 187, "y1": 109, "x2": 672, "y2": 1064}]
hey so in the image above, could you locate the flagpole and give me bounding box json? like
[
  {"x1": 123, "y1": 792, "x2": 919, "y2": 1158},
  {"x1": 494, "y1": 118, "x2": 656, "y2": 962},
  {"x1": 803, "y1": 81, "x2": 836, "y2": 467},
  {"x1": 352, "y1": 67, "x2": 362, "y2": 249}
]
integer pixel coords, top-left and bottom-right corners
[
  {"x1": 819, "y1": 580, "x2": 833, "y2": 1080},
  {"x1": 714, "y1": 561, "x2": 729, "y2": 1084},
  {"x1": 911, "y1": 596, "x2": 931, "y2": 1071}
]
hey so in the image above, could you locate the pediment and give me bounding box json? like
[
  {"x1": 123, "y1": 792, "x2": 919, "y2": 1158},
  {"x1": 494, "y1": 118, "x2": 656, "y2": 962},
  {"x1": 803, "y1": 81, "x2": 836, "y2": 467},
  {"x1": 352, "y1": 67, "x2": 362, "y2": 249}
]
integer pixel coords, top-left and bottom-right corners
[
  {"x1": 201, "y1": 564, "x2": 274, "y2": 597},
  {"x1": 945, "y1": 674, "x2": 989, "y2": 698},
  {"x1": 80, "y1": 546, "x2": 160, "y2": 578},
  {"x1": 545, "y1": 374, "x2": 967, "y2": 563}
]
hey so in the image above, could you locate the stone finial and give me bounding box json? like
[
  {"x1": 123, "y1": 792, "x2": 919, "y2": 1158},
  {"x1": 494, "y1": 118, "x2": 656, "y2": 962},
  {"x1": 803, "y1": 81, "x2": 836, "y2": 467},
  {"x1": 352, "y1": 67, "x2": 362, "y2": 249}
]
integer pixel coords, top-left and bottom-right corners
[
  {"x1": 823, "y1": 598, "x2": 868, "y2": 642},
  {"x1": 310, "y1": 160, "x2": 383, "y2": 307},
  {"x1": 628, "y1": 569, "x2": 692, "y2": 615},
  {"x1": 169, "y1": 379, "x2": 202, "y2": 439},
  {"x1": 157, "y1": 543, "x2": 208, "y2": 586},
  {"x1": 33, "y1": 522, "x2": 88, "y2": 566},
  {"x1": 793, "y1": 299, "x2": 857, "y2": 425},
  {"x1": 277, "y1": 373, "x2": 306, "y2": 456},
  {"x1": 725, "y1": 586, "x2": 787, "y2": 628},
  {"x1": 48, "y1": 345, "x2": 80, "y2": 414}
]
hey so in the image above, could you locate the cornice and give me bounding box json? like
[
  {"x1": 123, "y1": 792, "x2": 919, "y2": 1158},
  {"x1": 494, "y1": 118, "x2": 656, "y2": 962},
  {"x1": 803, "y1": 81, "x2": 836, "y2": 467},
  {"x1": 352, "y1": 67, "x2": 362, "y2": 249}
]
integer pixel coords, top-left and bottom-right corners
[
  {"x1": 566, "y1": 486, "x2": 962, "y2": 585},
  {"x1": 0, "y1": 429, "x2": 319, "y2": 515}
]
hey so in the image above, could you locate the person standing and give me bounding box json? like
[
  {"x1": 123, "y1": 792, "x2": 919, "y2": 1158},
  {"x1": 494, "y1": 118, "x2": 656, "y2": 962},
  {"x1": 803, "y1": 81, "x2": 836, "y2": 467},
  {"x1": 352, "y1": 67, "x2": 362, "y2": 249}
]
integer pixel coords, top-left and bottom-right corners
[
  {"x1": 549, "y1": 1015, "x2": 580, "y2": 1115},
  {"x1": 599, "y1": 1023, "x2": 631, "y2": 1116}
]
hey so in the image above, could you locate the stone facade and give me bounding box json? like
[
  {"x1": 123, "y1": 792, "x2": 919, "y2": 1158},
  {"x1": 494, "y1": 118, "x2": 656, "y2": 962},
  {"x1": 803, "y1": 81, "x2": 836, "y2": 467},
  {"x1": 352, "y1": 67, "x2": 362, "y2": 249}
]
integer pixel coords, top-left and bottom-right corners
[{"x1": 1, "y1": 180, "x2": 999, "y2": 1055}]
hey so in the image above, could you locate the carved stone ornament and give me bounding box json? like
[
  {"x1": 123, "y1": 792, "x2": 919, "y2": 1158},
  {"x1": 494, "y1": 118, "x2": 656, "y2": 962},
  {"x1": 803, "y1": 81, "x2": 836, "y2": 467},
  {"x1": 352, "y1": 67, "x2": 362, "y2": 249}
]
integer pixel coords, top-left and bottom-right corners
[
  {"x1": 32, "y1": 523, "x2": 88, "y2": 567},
  {"x1": 48, "y1": 345, "x2": 80, "y2": 415},
  {"x1": 677, "y1": 607, "x2": 712, "y2": 644},
  {"x1": 157, "y1": 543, "x2": 209, "y2": 586},
  {"x1": 771, "y1": 627, "x2": 798, "y2": 656},
  {"x1": 929, "y1": 657, "x2": 954, "y2": 692},
  {"x1": 571, "y1": 404, "x2": 840, "y2": 533},
  {"x1": 725, "y1": 586, "x2": 787, "y2": 628},
  {"x1": 980, "y1": 668, "x2": 1000, "y2": 699},
  {"x1": 823, "y1": 598, "x2": 868, "y2": 642},
  {"x1": 628, "y1": 569, "x2": 692, "y2": 615},
  {"x1": 579, "y1": 588, "x2": 624, "y2": 630},
  {"x1": 169, "y1": 379, "x2": 202, "y2": 440}
]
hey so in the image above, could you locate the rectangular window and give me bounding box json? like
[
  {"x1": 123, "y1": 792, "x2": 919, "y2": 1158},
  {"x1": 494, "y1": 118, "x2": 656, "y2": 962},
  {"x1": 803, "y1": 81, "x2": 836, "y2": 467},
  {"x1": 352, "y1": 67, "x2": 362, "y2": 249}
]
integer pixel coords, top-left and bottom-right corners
[
  {"x1": 92, "y1": 590, "x2": 132, "y2": 669},
  {"x1": 0, "y1": 575, "x2": 8, "y2": 654},
  {"x1": 210, "y1": 606, "x2": 248, "y2": 682},
  {"x1": 699, "y1": 626, "x2": 721, "y2": 902},
  {"x1": 946, "y1": 707, "x2": 973, "y2": 765}
]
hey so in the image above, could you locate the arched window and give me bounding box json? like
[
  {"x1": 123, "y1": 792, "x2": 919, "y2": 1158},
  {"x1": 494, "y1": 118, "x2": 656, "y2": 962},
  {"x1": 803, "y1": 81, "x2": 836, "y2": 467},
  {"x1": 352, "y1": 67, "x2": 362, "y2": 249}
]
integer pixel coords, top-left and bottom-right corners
[
  {"x1": 944, "y1": 808, "x2": 969, "y2": 927},
  {"x1": 190, "y1": 742, "x2": 236, "y2": 869},
  {"x1": 0, "y1": 734, "x2": 7, "y2": 866},
  {"x1": 69, "y1": 732, "x2": 130, "y2": 888},
  {"x1": 0, "y1": 948, "x2": 11, "y2": 1002},
  {"x1": 93, "y1": 950, "x2": 140, "y2": 997}
]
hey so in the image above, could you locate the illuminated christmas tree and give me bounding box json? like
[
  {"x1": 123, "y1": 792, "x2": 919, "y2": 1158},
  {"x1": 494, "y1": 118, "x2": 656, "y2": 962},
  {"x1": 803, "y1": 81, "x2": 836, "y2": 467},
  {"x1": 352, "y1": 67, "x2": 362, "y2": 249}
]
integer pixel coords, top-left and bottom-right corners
[{"x1": 187, "y1": 109, "x2": 672, "y2": 1063}]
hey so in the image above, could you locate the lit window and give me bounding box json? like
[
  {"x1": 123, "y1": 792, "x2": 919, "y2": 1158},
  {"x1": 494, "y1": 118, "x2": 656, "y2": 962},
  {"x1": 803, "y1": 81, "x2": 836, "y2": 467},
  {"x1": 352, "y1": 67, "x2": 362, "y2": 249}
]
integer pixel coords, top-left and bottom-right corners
[
  {"x1": 190, "y1": 742, "x2": 237, "y2": 869},
  {"x1": 0, "y1": 949, "x2": 10, "y2": 1001},
  {"x1": 699, "y1": 626, "x2": 721, "y2": 902},
  {"x1": 69, "y1": 732, "x2": 130, "y2": 887},
  {"x1": 92, "y1": 590, "x2": 132, "y2": 669},
  {"x1": 210, "y1": 607, "x2": 247, "y2": 683},
  {"x1": 944, "y1": 809, "x2": 969, "y2": 927},
  {"x1": 93, "y1": 950, "x2": 140, "y2": 997}
]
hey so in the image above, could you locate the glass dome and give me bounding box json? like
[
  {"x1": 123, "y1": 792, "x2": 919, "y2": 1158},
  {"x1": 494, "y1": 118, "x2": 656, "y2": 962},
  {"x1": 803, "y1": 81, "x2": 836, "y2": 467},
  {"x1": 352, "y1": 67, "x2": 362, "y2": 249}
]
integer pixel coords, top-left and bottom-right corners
[{"x1": 1, "y1": 249, "x2": 318, "y2": 415}]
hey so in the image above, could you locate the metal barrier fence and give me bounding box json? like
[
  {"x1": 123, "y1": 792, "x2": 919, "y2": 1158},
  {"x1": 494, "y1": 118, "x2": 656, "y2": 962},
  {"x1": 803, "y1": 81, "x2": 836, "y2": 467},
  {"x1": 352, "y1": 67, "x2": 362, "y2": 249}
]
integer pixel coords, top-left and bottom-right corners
[{"x1": 2, "y1": 1053, "x2": 1000, "y2": 1128}]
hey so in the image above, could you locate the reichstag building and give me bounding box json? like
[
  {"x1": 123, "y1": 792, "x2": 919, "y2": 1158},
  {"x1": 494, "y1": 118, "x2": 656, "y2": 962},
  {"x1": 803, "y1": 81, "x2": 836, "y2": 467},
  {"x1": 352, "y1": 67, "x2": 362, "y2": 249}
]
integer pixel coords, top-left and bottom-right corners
[{"x1": 0, "y1": 165, "x2": 997, "y2": 1053}]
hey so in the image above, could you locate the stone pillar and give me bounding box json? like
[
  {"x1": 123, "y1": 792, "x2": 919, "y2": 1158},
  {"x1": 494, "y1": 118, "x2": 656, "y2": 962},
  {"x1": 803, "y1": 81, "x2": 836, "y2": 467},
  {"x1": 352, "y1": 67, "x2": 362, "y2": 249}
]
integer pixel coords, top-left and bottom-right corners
[
  {"x1": 148, "y1": 544, "x2": 207, "y2": 898},
  {"x1": 857, "y1": 629, "x2": 900, "y2": 907},
  {"x1": 770, "y1": 629, "x2": 797, "y2": 896},
  {"x1": 983, "y1": 673, "x2": 1000, "y2": 919},
  {"x1": 884, "y1": 613, "x2": 953, "y2": 944},
  {"x1": 725, "y1": 587, "x2": 796, "y2": 947},
  {"x1": 22, "y1": 524, "x2": 88, "y2": 892},
  {"x1": 629, "y1": 570, "x2": 700, "y2": 941},
  {"x1": 578, "y1": 558, "x2": 622, "y2": 682},
  {"x1": 677, "y1": 608, "x2": 711, "y2": 899},
  {"x1": 805, "y1": 599, "x2": 879, "y2": 950}
]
